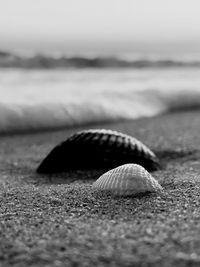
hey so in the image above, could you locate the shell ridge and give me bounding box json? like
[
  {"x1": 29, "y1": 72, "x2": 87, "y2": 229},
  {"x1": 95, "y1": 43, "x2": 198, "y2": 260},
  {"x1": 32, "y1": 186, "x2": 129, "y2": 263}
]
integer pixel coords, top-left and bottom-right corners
[
  {"x1": 101, "y1": 173, "x2": 110, "y2": 190},
  {"x1": 108, "y1": 173, "x2": 115, "y2": 190},
  {"x1": 98, "y1": 177, "x2": 105, "y2": 189}
]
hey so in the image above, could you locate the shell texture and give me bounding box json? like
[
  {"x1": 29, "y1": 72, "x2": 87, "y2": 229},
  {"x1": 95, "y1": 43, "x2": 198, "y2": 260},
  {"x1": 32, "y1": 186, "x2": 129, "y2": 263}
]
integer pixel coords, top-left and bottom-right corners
[
  {"x1": 37, "y1": 129, "x2": 160, "y2": 173},
  {"x1": 92, "y1": 164, "x2": 163, "y2": 196}
]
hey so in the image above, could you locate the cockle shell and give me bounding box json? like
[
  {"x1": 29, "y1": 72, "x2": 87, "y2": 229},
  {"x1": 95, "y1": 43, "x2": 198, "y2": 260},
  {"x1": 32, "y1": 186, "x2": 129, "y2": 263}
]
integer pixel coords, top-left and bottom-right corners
[
  {"x1": 92, "y1": 164, "x2": 163, "y2": 196},
  {"x1": 37, "y1": 129, "x2": 160, "y2": 173}
]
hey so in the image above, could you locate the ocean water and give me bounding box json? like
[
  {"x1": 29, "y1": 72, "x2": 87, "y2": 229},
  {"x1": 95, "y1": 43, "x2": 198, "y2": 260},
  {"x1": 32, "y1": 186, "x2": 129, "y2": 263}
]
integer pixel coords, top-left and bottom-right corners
[{"x1": 0, "y1": 67, "x2": 200, "y2": 134}]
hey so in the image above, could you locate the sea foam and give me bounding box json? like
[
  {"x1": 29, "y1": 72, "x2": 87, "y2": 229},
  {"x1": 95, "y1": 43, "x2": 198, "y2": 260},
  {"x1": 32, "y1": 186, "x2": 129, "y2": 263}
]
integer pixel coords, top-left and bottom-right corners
[{"x1": 0, "y1": 68, "x2": 200, "y2": 134}]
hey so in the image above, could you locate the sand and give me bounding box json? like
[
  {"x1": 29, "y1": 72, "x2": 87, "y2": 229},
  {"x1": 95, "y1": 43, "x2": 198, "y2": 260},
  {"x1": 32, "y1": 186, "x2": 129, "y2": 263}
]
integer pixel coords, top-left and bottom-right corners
[{"x1": 0, "y1": 110, "x2": 200, "y2": 267}]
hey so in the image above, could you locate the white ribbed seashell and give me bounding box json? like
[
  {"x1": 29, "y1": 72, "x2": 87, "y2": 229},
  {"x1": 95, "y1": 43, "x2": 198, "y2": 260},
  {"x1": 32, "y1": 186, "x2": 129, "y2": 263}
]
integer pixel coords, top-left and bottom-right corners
[{"x1": 92, "y1": 164, "x2": 163, "y2": 196}]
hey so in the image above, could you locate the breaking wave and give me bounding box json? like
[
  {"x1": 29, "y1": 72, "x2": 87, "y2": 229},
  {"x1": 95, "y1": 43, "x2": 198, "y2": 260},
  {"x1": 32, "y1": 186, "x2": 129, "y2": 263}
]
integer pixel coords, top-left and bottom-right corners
[{"x1": 0, "y1": 68, "x2": 200, "y2": 134}]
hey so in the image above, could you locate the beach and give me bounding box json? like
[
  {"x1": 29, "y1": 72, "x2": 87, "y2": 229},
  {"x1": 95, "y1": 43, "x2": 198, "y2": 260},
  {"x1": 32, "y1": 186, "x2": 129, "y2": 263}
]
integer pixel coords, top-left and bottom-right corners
[
  {"x1": 1, "y1": 110, "x2": 200, "y2": 266},
  {"x1": 1, "y1": 0, "x2": 200, "y2": 265}
]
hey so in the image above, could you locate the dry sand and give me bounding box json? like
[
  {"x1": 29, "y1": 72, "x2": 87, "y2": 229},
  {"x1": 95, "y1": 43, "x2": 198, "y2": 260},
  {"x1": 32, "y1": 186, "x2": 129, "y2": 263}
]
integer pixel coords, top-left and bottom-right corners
[{"x1": 0, "y1": 110, "x2": 200, "y2": 267}]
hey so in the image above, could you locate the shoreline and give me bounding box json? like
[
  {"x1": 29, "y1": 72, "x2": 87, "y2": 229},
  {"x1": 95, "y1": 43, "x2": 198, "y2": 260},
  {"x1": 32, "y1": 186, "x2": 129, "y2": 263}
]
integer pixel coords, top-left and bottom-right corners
[{"x1": 1, "y1": 110, "x2": 200, "y2": 266}]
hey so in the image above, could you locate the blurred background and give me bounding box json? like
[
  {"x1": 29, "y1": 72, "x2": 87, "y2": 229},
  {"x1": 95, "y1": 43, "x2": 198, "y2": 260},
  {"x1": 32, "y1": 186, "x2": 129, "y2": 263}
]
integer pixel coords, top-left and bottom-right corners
[{"x1": 0, "y1": 0, "x2": 200, "y2": 133}]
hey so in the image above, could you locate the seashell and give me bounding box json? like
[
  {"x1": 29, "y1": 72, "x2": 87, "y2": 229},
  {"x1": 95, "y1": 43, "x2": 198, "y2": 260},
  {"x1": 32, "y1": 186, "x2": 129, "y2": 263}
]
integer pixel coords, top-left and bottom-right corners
[
  {"x1": 37, "y1": 129, "x2": 161, "y2": 173},
  {"x1": 92, "y1": 164, "x2": 163, "y2": 196}
]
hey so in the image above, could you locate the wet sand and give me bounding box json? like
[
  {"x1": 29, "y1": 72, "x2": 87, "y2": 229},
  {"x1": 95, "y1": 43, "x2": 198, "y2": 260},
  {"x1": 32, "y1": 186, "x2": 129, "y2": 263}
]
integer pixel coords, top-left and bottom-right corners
[{"x1": 0, "y1": 110, "x2": 200, "y2": 266}]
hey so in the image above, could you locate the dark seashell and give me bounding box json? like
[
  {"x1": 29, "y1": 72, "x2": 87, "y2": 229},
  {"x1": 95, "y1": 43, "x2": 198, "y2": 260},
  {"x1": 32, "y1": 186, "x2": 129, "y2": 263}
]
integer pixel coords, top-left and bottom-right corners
[{"x1": 37, "y1": 129, "x2": 161, "y2": 173}]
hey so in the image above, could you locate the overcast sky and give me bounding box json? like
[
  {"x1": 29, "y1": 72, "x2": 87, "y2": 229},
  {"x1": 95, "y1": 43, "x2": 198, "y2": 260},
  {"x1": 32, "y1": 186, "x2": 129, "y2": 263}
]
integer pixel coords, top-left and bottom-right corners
[{"x1": 0, "y1": 0, "x2": 200, "y2": 54}]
